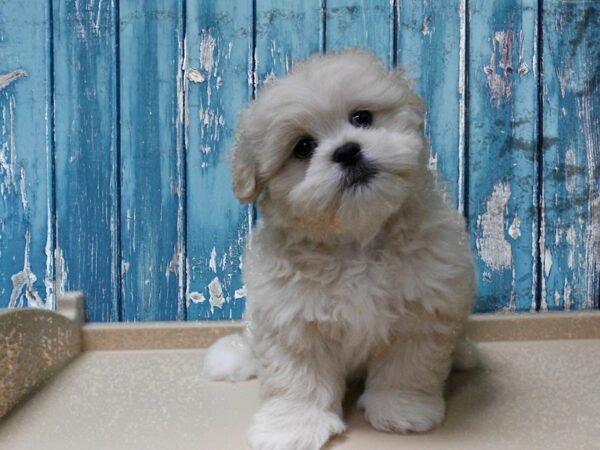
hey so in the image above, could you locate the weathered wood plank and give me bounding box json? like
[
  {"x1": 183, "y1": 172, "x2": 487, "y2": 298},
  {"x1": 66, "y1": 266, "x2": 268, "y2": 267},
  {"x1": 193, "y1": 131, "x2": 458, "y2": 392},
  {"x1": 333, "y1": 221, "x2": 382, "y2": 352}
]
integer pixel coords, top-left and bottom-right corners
[
  {"x1": 397, "y1": 0, "x2": 463, "y2": 208},
  {"x1": 119, "y1": 0, "x2": 185, "y2": 320},
  {"x1": 468, "y1": 0, "x2": 538, "y2": 312},
  {"x1": 0, "y1": 1, "x2": 54, "y2": 309},
  {"x1": 255, "y1": 0, "x2": 323, "y2": 85},
  {"x1": 185, "y1": 0, "x2": 253, "y2": 320},
  {"x1": 53, "y1": 0, "x2": 119, "y2": 321},
  {"x1": 325, "y1": 0, "x2": 393, "y2": 66},
  {"x1": 541, "y1": 1, "x2": 600, "y2": 310}
]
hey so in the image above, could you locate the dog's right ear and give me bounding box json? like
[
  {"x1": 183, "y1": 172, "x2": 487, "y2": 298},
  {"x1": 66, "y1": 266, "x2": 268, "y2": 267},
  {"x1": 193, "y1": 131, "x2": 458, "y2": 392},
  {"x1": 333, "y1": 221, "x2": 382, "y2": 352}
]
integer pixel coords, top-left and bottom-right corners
[{"x1": 231, "y1": 110, "x2": 260, "y2": 203}]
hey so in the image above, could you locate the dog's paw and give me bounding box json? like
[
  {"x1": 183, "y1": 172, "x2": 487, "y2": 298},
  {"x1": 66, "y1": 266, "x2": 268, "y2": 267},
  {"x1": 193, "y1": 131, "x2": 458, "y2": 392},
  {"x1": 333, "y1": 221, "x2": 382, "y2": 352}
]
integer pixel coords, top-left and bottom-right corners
[
  {"x1": 358, "y1": 389, "x2": 445, "y2": 433},
  {"x1": 203, "y1": 333, "x2": 258, "y2": 382},
  {"x1": 248, "y1": 399, "x2": 346, "y2": 450}
]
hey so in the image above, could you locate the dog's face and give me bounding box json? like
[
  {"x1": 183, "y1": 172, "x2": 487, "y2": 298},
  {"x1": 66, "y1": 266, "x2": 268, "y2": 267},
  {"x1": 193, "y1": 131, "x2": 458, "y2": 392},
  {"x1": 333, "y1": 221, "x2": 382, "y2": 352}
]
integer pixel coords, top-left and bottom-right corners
[{"x1": 231, "y1": 49, "x2": 429, "y2": 242}]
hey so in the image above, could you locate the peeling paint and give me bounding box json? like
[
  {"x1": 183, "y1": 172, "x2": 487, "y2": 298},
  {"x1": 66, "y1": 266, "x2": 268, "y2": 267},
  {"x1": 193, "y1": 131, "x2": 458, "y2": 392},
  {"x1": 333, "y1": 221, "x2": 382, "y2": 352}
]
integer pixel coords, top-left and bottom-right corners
[
  {"x1": 209, "y1": 247, "x2": 217, "y2": 273},
  {"x1": 508, "y1": 213, "x2": 521, "y2": 239},
  {"x1": 19, "y1": 166, "x2": 27, "y2": 209},
  {"x1": 553, "y1": 288, "x2": 560, "y2": 307},
  {"x1": 199, "y1": 31, "x2": 216, "y2": 73},
  {"x1": 234, "y1": 286, "x2": 246, "y2": 299},
  {"x1": 563, "y1": 281, "x2": 572, "y2": 311},
  {"x1": 0, "y1": 69, "x2": 27, "y2": 91},
  {"x1": 9, "y1": 229, "x2": 43, "y2": 308},
  {"x1": 566, "y1": 225, "x2": 576, "y2": 269},
  {"x1": 422, "y1": 15, "x2": 432, "y2": 36},
  {"x1": 188, "y1": 291, "x2": 206, "y2": 305},
  {"x1": 484, "y1": 30, "x2": 514, "y2": 106},
  {"x1": 556, "y1": 66, "x2": 574, "y2": 98},
  {"x1": 564, "y1": 147, "x2": 576, "y2": 196},
  {"x1": 208, "y1": 277, "x2": 224, "y2": 309},
  {"x1": 476, "y1": 182, "x2": 512, "y2": 270},
  {"x1": 1, "y1": 96, "x2": 18, "y2": 195},
  {"x1": 544, "y1": 248, "x2": 553, "y2": 278},
  {"x1": 187, "y1": 67, "x2": 205, "y2": 83},
  {"x1": 165, "y1": 247, "x2": 180, "y2": 281},
  {"x1": 55, "y1": 247, "x2": 67, "y2": 298}
]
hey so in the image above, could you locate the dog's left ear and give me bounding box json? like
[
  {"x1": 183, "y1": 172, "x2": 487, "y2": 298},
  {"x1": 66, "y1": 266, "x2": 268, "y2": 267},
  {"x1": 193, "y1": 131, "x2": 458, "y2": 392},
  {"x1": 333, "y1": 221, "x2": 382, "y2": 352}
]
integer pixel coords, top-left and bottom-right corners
[{"x1": 231, "y1": 109, "x2": 260, "y2": 203}]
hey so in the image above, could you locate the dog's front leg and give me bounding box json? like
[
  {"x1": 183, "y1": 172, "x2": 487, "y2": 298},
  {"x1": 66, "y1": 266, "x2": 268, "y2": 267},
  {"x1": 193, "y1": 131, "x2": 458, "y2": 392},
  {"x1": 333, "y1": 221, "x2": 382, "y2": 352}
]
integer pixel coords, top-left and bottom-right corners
[
  {"x1": 358, "y1": 331, "x2": 456, "y2": 433},
  {"x1": 247, "y1": 329, "x2": 346, "y2": 450}
]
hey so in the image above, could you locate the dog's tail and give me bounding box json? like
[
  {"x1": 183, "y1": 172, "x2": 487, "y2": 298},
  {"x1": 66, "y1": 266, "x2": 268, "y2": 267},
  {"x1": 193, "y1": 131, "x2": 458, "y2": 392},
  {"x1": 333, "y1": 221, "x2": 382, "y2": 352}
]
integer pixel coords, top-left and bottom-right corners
[
  {"x1": 452, "y1": 336, "x2": 480, "y2": 371},
  {"x1": 203, "y1": 330, "x2": 259, "y2": 382}
]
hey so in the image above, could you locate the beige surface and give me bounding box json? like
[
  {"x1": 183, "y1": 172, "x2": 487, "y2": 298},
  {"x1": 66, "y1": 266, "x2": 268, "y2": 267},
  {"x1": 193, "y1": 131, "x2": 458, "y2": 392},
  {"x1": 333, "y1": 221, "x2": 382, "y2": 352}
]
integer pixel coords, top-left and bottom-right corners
[
  {"x1": 0, "y1": 293, "x2": 83, "y2": 418},
  {"x1": 1, "y1": 340, "x2": 599, "y2": 450},
  {"x1": 81, "y1": 311, "x2": 600, "y2": 351}
]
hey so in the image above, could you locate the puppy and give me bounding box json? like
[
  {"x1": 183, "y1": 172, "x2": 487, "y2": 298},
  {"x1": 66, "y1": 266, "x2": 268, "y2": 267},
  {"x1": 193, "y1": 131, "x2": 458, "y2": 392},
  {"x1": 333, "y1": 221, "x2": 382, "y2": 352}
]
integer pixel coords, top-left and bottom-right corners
[{"x1": 204, "y1": 48, "x2": 476, "y2": 450}]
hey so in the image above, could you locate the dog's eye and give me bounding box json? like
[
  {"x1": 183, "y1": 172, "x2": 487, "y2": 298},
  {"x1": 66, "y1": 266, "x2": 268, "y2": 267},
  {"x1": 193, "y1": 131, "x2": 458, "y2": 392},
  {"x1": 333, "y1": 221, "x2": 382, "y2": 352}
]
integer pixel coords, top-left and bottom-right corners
[
  {"x1": 293, "y1": 137, "x2": 316, "y2": 160},
  {"x1": 350, "y1": 110, "x2": 373, "y2": 128}
]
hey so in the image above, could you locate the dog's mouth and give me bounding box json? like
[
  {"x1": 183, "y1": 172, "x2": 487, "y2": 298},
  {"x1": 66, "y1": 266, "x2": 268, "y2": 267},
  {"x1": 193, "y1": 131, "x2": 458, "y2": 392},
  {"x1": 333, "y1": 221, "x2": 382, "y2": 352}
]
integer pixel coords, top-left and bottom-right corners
[{"x1": 341, "y1": 161, "x2": 379, "y2": 189}]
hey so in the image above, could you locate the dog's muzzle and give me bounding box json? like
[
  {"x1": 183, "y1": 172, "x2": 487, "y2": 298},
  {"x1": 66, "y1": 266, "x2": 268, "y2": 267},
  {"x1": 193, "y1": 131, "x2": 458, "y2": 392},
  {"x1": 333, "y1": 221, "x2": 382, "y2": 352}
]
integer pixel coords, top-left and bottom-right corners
[{"x1": 332, "y1": 142, "x2": 378, "y2": 188}]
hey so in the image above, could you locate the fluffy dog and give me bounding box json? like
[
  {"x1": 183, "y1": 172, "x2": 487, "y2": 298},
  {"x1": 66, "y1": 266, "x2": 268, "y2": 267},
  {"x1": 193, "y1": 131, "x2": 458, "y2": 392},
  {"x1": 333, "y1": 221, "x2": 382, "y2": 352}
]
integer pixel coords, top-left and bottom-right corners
[{"x1": 204, "y1": 48, "x2": 476, "y2": 450}]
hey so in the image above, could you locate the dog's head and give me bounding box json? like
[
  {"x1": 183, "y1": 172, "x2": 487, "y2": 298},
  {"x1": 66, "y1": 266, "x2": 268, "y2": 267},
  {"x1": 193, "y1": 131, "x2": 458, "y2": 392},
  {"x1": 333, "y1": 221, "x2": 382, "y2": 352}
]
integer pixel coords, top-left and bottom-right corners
[{"x1": 231, "y1": 49, "x2": 430, "y2": 242}]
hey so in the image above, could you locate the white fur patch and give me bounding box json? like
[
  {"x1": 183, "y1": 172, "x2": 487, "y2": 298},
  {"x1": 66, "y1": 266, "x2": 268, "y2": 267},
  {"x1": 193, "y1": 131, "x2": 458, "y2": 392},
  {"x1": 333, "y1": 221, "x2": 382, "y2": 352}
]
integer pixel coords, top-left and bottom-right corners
[{"x1": 203, "y1": 333, "x2": 258, "y2": 382}]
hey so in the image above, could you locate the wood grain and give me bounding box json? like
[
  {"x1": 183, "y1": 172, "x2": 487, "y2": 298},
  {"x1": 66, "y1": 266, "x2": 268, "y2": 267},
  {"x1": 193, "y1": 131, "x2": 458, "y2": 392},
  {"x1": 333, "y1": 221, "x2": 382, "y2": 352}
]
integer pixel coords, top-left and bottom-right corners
[
  {"x1": 119, "y1": 0, "x2": 185, "y2": 320},
  {"x1": 541, "y1": 0, "x2": 600, "y2": 310},
  {"x1": 185, "y1": 0, "x2": 253, "y2": 320},
  {"x1": 397, "y1": 0, "x2": 463, "y2": 208},
  {"x1": 53, "y1": 0, "x2": 119, "y2": 321},
  {"x1": 0, "y1": 0, "x2": 54, "y2": 310},
  {"x1": 468, "y1": 0, "x2": 539, "y2": 312}
]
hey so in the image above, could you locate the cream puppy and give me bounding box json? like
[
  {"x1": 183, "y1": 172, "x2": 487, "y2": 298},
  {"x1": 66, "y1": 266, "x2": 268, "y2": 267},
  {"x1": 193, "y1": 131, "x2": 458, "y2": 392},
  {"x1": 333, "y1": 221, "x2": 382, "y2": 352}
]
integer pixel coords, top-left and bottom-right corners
[{"x1": 204, "y1": 48, "x2": 476, "y2": 450}]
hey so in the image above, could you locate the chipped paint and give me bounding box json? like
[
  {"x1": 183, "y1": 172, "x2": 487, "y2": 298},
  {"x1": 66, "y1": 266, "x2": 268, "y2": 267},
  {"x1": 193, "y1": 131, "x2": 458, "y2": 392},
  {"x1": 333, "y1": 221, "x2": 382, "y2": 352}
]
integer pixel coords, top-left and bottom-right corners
[
  {"x1": 508, "y1": 213, "x2": 521, "y2": 239},
  {"x1": 199, "y1": 31, "x2": 216, "y2": 73},
  {"x1": 0, "y1": 69, "x2": 27, "y2": 91},
  {"x1": 1, "y1": 96, "x2": 18, "y2": 196},
  {"x1": 209, "y1": 247, "x2": 217, "y2": 273},
  {"x1": 55, "y1": 247, "x2": 67, "y2": 298},
  {"x1": 19, "y1": 166, "x2": 27, "y2": 209},
  {"x1": 165, "y1": 247, "x2": 181, "y2": 281},
  {"x1": 563, "y1": 280, "x2": 572, "y2": 311},
  {"x1": 564, "y1": 146, "x2": 577, "y2": 196},
  {"x1": 234, "y1": 287, "x2": 246, "y2": 300},
  {"x1": 476, "y1": 182, "x2": 512, "y2": 270},
  {"x1": 566, "y1": 225, "x2": 576, "y2": 269},
  {"x1": 422, "y1": 15, "x2": 432, "y2": 36},
  {"x1": 187, "y1": 67, "x2": 205, "y2": 83},
  {"x1": 484, "y1": 30, "x2": 514, "y2": 106},
  {"x1": 208, "y1": 277, "x2": 224, "y2": 309},
  {"x1": 187, "y1": 291, "x2": 206, "y2": 305},
  {"x1": 9, "y1": 229, "x2": 43, "y2": 308},
  {"x1": 544, "y1": 248, "x2": 553, "y2": 278}
]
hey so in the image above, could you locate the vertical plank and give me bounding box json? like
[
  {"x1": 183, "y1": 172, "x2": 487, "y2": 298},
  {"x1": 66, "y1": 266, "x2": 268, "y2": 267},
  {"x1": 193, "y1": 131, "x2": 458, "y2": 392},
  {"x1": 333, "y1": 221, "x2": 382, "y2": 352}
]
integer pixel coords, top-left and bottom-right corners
[
  {"x1": 397, "y1": 0, "x2": 462, "y2": 207},
  {"x1": 255, "y1": 0, "x2": 323, "y2": 85},
  {"x1": 325, "y1": 0, "x2": 394, "y2": 66},
  {"x1": 542, "y1": 1, "x2": 600, "y2": 310},
  {"x1": 119, "y1": 0, "x2": 185, "y2": 320},
  {"x1": 185, "y1": 0, "x2": 253, "y2": 320},
  {"x1": 468, "y1": 0, "x2": 538, "y2": 312},
  {"x1": 0, "y1": 1, "x2": 54, "y2": 309},
  {"x1": 53, "y1": 0, "x2": 119, "y2": 321}
]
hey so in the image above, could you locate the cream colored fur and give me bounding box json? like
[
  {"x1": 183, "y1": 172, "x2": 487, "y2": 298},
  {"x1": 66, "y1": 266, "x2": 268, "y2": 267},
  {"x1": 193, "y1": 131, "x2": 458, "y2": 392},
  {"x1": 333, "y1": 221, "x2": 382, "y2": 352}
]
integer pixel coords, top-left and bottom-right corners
[{"x1": 203, "y1": 48, "x2": 476, "y2": 450}]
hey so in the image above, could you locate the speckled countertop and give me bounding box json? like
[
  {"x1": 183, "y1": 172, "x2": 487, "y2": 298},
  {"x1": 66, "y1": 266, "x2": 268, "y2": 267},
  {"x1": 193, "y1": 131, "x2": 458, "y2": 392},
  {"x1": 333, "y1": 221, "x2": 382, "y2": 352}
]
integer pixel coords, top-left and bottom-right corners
[{"x1": 1, "y1": 339, "x2": 599, "y2": 450}]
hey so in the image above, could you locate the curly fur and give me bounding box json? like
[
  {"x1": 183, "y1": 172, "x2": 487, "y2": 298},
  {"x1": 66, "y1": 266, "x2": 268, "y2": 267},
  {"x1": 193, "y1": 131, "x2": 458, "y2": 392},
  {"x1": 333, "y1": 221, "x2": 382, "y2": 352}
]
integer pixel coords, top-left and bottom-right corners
[{"x1": 204, "y1": 48, "x2": 476, "y2": 450}]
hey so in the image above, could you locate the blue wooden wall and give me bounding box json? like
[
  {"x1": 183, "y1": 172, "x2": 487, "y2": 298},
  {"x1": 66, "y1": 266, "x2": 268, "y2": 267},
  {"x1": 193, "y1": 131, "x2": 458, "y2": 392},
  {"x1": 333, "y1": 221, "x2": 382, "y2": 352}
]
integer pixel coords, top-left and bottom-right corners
[{"x1": 0, "y1": 0, "x2": 598, "y2": 321}]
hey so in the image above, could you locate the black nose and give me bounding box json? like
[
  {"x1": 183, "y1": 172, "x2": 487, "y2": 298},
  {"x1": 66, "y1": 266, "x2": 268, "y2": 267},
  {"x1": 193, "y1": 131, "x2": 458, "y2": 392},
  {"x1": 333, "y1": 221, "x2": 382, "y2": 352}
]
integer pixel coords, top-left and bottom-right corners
[{"x1": 332, "y1": 142, "x2": 362, "y2": 166}]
